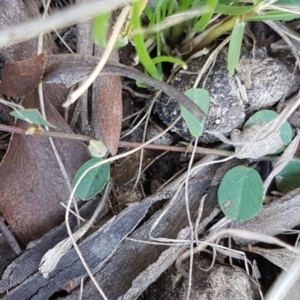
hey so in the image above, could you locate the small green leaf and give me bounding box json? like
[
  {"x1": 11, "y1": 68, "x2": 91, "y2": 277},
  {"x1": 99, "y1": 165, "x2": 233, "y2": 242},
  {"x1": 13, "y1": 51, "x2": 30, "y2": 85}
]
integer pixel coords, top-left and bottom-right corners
[
  {"x1": 114, "y1": 36, "x2": 128, "y2": 49},
  {"x1": 276, "y1": 159, "x2": 300, "y2": 193},
  {"x1": 243, "y1": 110, "x2": 292, "y2": 153},
  {"x1": 88, "y1": 140, "x2": 107, "y2": 158},
  {"x1": 10, "y1": 109, "x2": 55, "y2": 128},
  {"x1": 218, "y1": 166, "x2": 263, "y2": 221},
  {"x1": 181, "y1": 88, "x2": 210, "y2": 137},
  {"x1": 74, "y1": 158, "x2": 110, "y2": 201},
  {"x1": 92, "y1": 11, "x2": 111, "y2": 47},
  {"x1": 228, "y1": 19, "x2": 245, "y2": 76}
]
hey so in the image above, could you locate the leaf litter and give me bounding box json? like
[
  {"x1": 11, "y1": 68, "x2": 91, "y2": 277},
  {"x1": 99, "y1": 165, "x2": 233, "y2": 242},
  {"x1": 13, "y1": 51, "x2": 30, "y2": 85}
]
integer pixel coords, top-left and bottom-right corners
[
  {"x1": 0, "y1": 87, "x2": 89, "y2": 244},
  {"x1": 1, "y1": 1, "x2": 300, "y2": 298}
]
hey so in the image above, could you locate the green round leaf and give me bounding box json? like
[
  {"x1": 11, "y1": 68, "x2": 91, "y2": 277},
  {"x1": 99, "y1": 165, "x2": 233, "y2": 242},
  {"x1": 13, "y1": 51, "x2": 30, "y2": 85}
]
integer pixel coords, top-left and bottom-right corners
[
  {"x1": 88, "y1": 140, "x2": 107, "y2": 158},
  {"x1": 181, "y1": 88, "x2": 210, "y2": 137},
  {"x1": 276, "y1": 159, "x2": 300, "y2": 193},
  {"x1": 218, "y1": 166, "x2": 263, "y2": 221},
  {"x1": 74, "y1": 158, "x2": 110, "y2": 201},
  {"x1": 243, "y1": 110, "x2": 292, "y2": 153}
]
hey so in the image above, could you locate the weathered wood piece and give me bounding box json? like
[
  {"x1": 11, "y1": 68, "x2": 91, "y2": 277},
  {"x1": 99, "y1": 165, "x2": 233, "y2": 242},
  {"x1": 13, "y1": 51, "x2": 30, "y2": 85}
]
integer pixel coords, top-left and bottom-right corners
[
  {"x1": 58, "y1": 157, "x2": 223, "y2": 299},
  {"x1": 1, "y1": 192, "x2": 170, "y2": 299},
  {"x1": 0, "y1": 200, "x2": 106, "y2": 294}
]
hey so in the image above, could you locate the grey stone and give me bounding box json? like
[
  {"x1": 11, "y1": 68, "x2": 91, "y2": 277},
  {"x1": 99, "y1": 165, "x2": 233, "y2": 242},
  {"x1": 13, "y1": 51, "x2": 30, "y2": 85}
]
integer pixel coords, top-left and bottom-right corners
[{"x1": 155, "y1": 47, "x2": 299, "y2": 143}]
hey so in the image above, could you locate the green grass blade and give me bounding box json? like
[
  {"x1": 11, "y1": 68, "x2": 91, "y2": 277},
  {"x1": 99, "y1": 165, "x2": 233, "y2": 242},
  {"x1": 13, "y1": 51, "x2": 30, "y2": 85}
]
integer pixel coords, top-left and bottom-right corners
[
  {"x1": 155, "y1": 7, "x2": 162, "y2": 74},
  {"x1": 154, "y1": 0, "x2": 167, "y2": 14},
  {"x1": 167, "y1": 0, "x2": 175, "y2": 15},
  {"x1": 152, "y1": 55, "x2": 186, "y2": 67},
  {"x1": 92, "y1": 11, "x2": 111, "y2": 47},
  {"x1": 228, "y1": 19, "x2": 245, "y2": 77},
  {"x1": 215, "y1": 3, "x2": 254, "y2": 14},
  {"x1": 144, "y1": 6, "x2": 155, "y2": 25},
  {"x1": 161, "y1": 0, "x2": 167, "y2": 20},
  {"x1": 219, "y1": 0, "x2": 245, "y2": 3},
  {"x1": 275, "y1": 0, "x2": 300, "y2": 6},
  {"x1": 246, "y1": 11, "x2": 300, "y2": 21},
  {"x1": 131, "y1": 1, "x2": 160, "y2": 79},
  {"x1": 194, "y1": 0, "x2": 218, "y2": 31},
  {"x1": 262, "y1": 0, "x2": 300, "y2": 13},
  {"x1": 178, "y1": 0, "x2": 194, "y2": 12}
]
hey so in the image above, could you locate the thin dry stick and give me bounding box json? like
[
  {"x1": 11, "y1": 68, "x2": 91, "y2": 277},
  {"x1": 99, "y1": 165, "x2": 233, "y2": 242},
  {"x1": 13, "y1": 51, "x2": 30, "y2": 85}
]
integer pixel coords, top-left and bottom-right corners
[
  {"x1": 64, "y1": 184, "x2": 110, "y2": 300},
  {"x1": 60, "y1": 203, "x2": 86, "y2": 222},
  {"x1": 185, "y1": 137, "x2": 199, "y2": 300},
  {"x1": 149, "y1": 179, "x2": 187, "y2": 243},
  {"x1": 120, "y1": 105, "x2": 153, "y2": 139},
  {"x1": 37, "y1": 1, "x2": 81, "y2": 224},
  {"x1": 194, "y1": 194, "x2": 207, "y2": 244},
  {"x1": 0, "y1": 98, "x2": 24, "y2": 110},
  {"x1": 70, "y1": 99, "x2": 84, "y2": 129},
  {"x1": 0, "y1": 122, "x2": 276, "y2": 161},
  {"x1": 64, "y1": 5, "x2": 131, "y2": 107},
  {"x1": 121, "y1": 149, "x2": 170, "y2": 187},
  {"x1": 131, "y1": 67, "x2": 184, "y2": 190},
  {"x1": 76, "y1": 0, "x2": 93, "y2": 131},
  {"x1": 184, "y1": 42, "x2": 231, "y2": 295},
  {"x1": 0, "y1": 216, "x2": 21, "y2": 256},
  {"x1": 126, "y1": 237, "x2": 189, "y2": 247},
  {"x1": 38, "y1": 0, "x2": 76, "y2": 201},
  {"x1": 121, "y1": 117, "x2": 145, "y2": 139},
  {"x1": 132, "y1": 91, "x2": 161, "y2": 190},
  {"x1": 79, "y1": 278, "x2": 84, "y2": 300},
  {"x1": 130, "y1": 8, "x2": 208, "y2": 36},
  {"x1": 37, "y1": 0, "x2": 49, "y2": 117},
  {"x1": 265, "y1": 21, "x2": 300, "y2": 69},
  {"x1": 122, "y1": 108, "x2": 143, "y2": 122},
  {"x1": 263, "y1": 130, "x2": 300, "y2": 197},
  {"x1": 126, "y1": 208, "x2": 221, "y2": 246},
  {"x1": 98, "y1": 62, "x2": 206, "y2": 118},
  {"x1": 53, "y1": 27, "x2": 75, "y2": 54},
  {"x1": 141, "y1": 150, "x2": 168, "y2": 175},
  {"x1": 193, "y1": 35, "x2": 230, "y2": 87},
  {"x1": 157, "y1": 167, "x2": 187, "y2": 191},
  {"x1": 176, "y1": 228, "x2": 300, "y2": 279},
  {"x1": 265, "y1": 258, "x2": 300, "y2": 300},
  {"x1": 0, "y1": 0, "x2": 133, "y2": 49}
]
